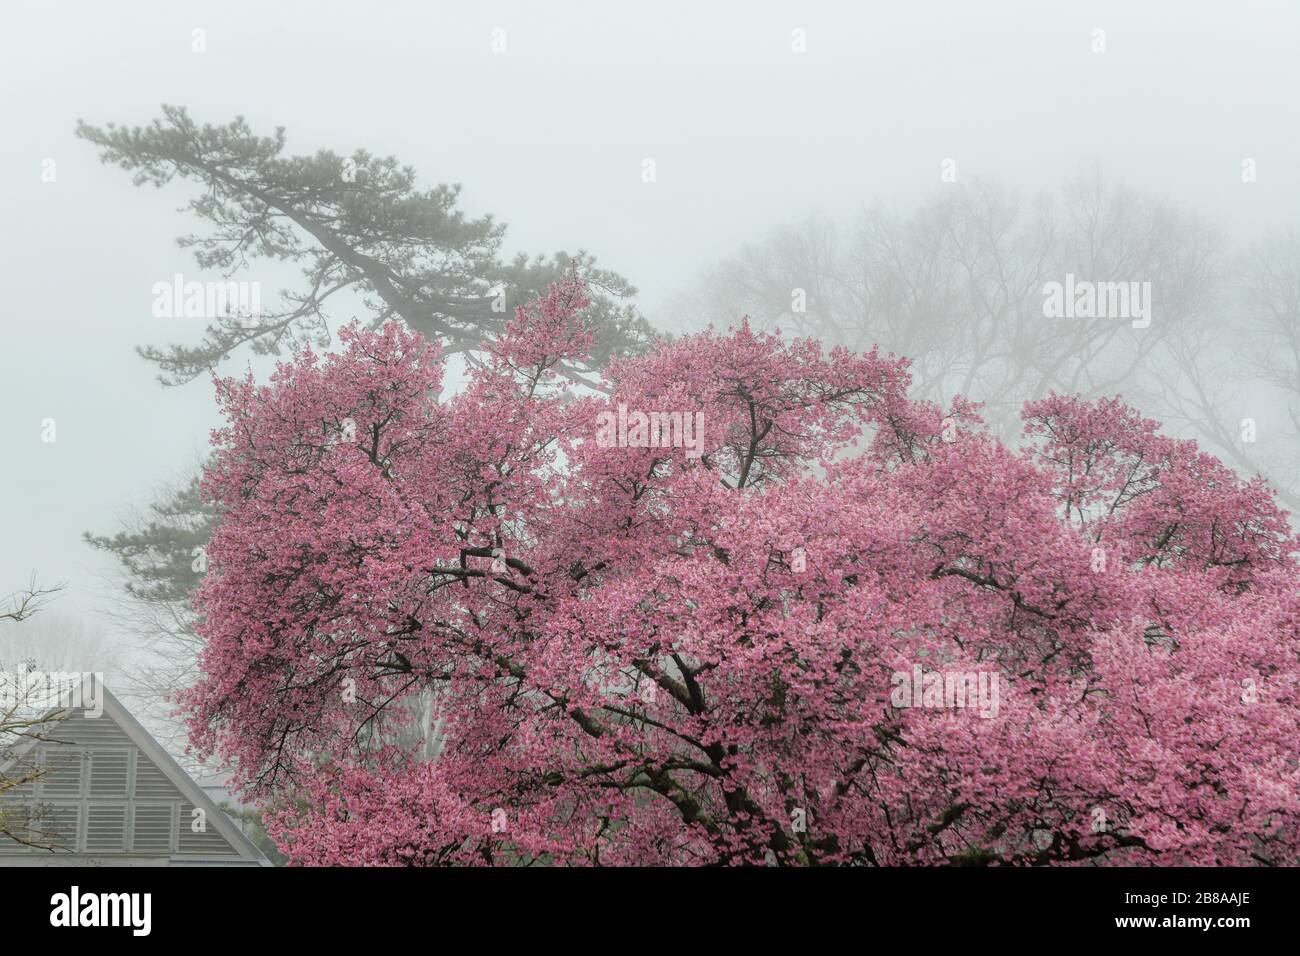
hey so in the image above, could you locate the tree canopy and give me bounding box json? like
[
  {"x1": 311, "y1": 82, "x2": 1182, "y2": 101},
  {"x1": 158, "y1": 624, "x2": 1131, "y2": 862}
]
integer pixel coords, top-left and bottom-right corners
[{"x1": 184, "y1": 277, "x2": 1300, "y2": 865}]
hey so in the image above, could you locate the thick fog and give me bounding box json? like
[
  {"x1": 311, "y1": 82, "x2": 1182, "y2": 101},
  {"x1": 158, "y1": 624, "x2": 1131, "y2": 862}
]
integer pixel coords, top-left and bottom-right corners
[{"x1": 2, "y1": 0, "x2": 1298, "y2": 670}]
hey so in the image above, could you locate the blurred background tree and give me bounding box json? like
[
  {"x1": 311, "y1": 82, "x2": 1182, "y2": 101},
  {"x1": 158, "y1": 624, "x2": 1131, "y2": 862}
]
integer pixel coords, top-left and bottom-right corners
[{"x1": 669, "y1": 169, "x2": 1297, "y2": 512}]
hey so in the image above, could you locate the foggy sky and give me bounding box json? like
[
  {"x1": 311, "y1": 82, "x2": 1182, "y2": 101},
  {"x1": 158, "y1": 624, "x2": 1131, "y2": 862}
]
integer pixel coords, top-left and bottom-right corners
[{"x1": 2, "y1": 0, "x2": 1298, "y2": 636}]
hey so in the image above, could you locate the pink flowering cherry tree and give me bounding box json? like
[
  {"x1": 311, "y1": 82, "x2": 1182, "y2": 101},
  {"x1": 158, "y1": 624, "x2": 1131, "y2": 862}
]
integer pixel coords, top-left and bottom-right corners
[{"x1": 184, "y1": 275, "x2": 1300, "y2": 865}]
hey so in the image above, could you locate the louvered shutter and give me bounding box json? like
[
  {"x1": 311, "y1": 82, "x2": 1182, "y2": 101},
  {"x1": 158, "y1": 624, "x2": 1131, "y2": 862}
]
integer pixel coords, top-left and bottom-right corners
[
  {"x1": 88, "y1": 748, "x2": 130, "y2": 796},
  {"x1": 85, "y1": 804, "x2": 127, "y2": 852},
  {"x1": 131, "y1": 803, "x2": 175, "y2": 854},
  {"x1": 39, "y1": 748, "x2": 84, "y2": 797}
]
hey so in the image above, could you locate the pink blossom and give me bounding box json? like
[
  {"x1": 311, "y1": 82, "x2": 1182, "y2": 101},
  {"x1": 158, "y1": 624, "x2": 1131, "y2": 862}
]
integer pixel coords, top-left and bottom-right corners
[{"x1": 185, "y1": 278, "x2": 1300, "y2": 866}]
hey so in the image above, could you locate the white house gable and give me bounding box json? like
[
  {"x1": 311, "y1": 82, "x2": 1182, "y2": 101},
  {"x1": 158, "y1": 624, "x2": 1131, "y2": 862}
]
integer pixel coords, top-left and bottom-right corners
[{"x1": 0, "y1": 688, "x2": 267, "y2": 866}]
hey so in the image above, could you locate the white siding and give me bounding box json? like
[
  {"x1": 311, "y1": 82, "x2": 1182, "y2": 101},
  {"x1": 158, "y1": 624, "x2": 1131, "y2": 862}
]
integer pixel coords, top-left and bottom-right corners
[{"x1": 0, "y1": 704, "x2": 246, "y2": 861}]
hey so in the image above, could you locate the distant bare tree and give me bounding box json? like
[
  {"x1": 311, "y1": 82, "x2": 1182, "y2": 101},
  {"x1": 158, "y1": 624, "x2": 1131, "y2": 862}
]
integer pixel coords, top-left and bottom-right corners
[
  {"x1": 1154, "y1": 230, "x2": 1300, "y2": 512},
  {"x1": 677, "y1": 170, "x2": 1219, "y2": 432},
  {"x1": 0, "y1": 576, "x2": 70, "y2": 849},
  {"x1": 0, "y1": 575, "x2": 65, "y2": 625},
  {"x1": 672, "y1": 171, "x2": 1300, "y2": 512},
  {"x1": 1236, "y1": 230, "x2": 1300, "y2": 498}
]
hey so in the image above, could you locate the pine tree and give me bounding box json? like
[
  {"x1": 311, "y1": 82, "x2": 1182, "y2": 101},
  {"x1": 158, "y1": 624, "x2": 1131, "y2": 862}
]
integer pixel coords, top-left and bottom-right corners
[{"x1": 79, "y1": 106, "x2": 658, "y2": 709}]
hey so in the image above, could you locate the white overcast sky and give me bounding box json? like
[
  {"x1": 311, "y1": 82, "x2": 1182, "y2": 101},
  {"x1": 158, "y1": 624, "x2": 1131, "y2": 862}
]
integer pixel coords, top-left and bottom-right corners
[{"x1": 2, "y1": 0, "x2": 1298, "y2": 635}]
